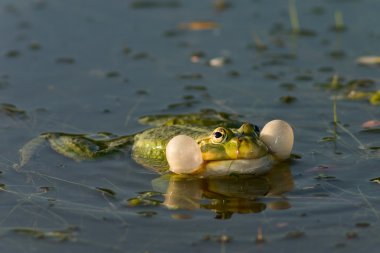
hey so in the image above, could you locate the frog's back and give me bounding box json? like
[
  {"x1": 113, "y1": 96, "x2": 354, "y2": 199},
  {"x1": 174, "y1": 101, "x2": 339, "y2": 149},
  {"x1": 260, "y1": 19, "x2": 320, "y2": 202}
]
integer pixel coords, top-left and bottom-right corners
[{"x1": 132, "y1": 125, "x2": 210, "y2": 172}]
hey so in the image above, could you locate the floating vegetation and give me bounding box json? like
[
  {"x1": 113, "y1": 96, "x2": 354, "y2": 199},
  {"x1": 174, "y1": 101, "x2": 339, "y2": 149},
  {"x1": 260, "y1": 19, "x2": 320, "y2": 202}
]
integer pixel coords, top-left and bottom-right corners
[
  {"x1": 122, "y1": 46, "x2": 132, "y2": 55},
  {"x1": 280, "y1": 95, "x2": 297, "y2": 104},
  {"x1": 347, "y1": 90, "x2": 379, "y2": 105},
  {"x1": 190, "y1": 51, "x2": 206, "y2": 63},
  {"x1": 213, "y1": 0, "x2": 232, "y2": 12},
  {"x1": 132, "y1": 52, "x2": 149, "y2": 60},
  {"x1": 105, "y1": 71, "x2": 120, "y2": 78},
  {"x1": 11, "y1": 226, "x2": 78, "y2": 241},
  {"x1": 136, "y1": 89, "x2": 149, "y2": 95},
  {"x1": 284, "y1": 230, "x2": 304, "y2": 239},
  {"x1": 355, "y1": 222, "x2": 370, "y2": 228},
  {"x1": 346, "y1": 231, "x2": 358, "y2": 239},
  {"x1": 332, "y1": 10, "x2": 346, "y2": 32},
  {"x1": 163, "y1": 29, "x2": 184, "y2": 37},
  {"x1": 314, "y1": 173, "x2": 337, "y2": 180},
  {"x1": 316, "y1": 75, "x2": 344, "y2": 90},
  {"x1": 247, "y1": 33, "x2": 268, "y2": 52},
  {"x1": 369, "y1": 177, "x2": 380, "y2": 184},
  {"x1": 166, "y1": 100, "x2": 199, "y2": 109},
  {"x1": 184, "y1": 85, "x2": 207, "y2": 91},
  {"x1": 362, "y1": 120, "x2": 380, "y2": 129},
  {"x1": 95, "y1": 187, "x2": 116, "y2": 198},
  {"x1": 171, "y1": 213, "x2": 192, "y2": 220},
  {"x1": 208, "y1": 56, "x2": 231, "y2": 67},
  {"x1": 29, "y1": 42, "x2": 42, "y2": 50},
  {"x1": 125, "y1": 191, "x2": 163, "y2": 207},
  {"x1": 38, "y1": 186, "x2": 55, "y2": 193},
  {"x1": 138, "y1": 109, "x2": 241, "y2": 127},
  {"x1": 137, "y1": 211, "x2": 157, "y2": 217},
  {"x1": 316, "y1": 76, "x2": 379, "y2": 106},
  {"x1": 310, "y1": 6, "x2": 325, "y2": 15},
  {"x1": 294, "y1": 75, "x2": 313, "y2": 81},
  {"x1": 280, "y1": 83, "x2": 296, "y2": 91},
  {"x1": 320, "y1": 136, "x2": 337, "y2": 142},
  {"x1": 1, "y1": 103, "x2": 27, "y2": 119},
  {"x1": 290, "y1": 153, "x2": 302, "y2": 160},
  {"x1": 177, "y1": 21, "x2": 220, "y2": 31},
  {"x1": 357, "y1": 56, "x2": 380, "y2": 65},
  {"x1": 255, "y1": 226, "x2": 265, "y2": 244},
  {"x1": 369, "y1": 91, "x2": 380, "y2": 105},
  {"x1": 5, "y1": 50, "x2": 20, "y2": 58},
  {"x1": 178, "y1": 73, "x2": 203, "y2": 80},
  {"x1": 130, "y1": 0, "x2": 180, "y2": 9},
  {"x1": 264, "y1": 73, "x2": 280, "y2": 80},
  {"x1": 55, "y1": 57, "x2": 75, "y2": 64},
  {"x1": 328, "y1": 50, "x2": 346, "y2": 59},
  {"x1": 288, "y1": 0, "x2": 316, "y2": 36},
  {"x1": 202, "y1": 234, "x2": 232, "y2": 243},
  {"x1": 0, "y1": 75, "x2": 10, "y2": 89},
  {"x1": 227, "y1": 70, "x2": 240, "y2": 77},
  {"x1": 318, "y1": 66, "x2": 334, "y2": 72}
]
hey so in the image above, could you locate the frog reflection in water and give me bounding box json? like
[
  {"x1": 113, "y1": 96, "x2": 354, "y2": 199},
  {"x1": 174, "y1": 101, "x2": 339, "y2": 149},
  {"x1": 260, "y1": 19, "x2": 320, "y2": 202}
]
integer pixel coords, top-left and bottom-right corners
[
  {"x1": 25, "y1": 110, "x2": 294, "y2": 177},
  {"x1": 151, "y1": 162, "x2": 294, "y2": 219}
]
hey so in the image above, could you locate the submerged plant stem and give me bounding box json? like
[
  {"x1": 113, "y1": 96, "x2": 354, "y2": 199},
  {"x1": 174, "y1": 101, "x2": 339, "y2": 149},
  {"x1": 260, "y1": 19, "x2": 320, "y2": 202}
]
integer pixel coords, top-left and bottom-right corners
[
  {"x1": 289, "y1": 0, "x2": 300, "y2": 33},
  {"x1": 334, "y1": 10, "x2": 345, "y2": 31},
  {"x1": 333, "y1": 98, "x2": 365, "y2": 150}
]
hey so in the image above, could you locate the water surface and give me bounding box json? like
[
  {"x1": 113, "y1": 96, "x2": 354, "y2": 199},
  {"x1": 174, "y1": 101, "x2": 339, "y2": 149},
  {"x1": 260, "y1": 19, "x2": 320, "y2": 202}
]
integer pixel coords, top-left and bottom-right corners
[{"x1": 0, "y1": 0, "x2": 379, "y2": 252}]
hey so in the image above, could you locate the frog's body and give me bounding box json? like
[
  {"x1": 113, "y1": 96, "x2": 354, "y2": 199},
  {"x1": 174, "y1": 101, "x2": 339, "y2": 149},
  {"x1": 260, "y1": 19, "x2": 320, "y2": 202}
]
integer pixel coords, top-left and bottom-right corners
[
  {"x1": 132, "y1": 124, "x2": 268, "y2": 172},
  {"x1": 132, "y1": 125, "x2": 213, "y2": 170},
  {"x1": 20, "y1": 110, "x2": 288, "y2": 175}
]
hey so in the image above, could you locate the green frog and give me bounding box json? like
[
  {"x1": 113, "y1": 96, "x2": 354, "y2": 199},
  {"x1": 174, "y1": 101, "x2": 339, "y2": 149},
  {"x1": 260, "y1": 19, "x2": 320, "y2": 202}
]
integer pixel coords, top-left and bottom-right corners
[{"x1": 19, "y1": 110, "x2": 294, "y2": 176}]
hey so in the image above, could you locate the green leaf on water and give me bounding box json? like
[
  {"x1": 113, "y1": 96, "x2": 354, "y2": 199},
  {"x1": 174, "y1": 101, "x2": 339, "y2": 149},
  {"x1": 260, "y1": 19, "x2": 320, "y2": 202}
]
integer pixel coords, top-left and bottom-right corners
[
  {"x1": 1, "y1": 103, "x2": 27, "y2": 119},
  {"x1": 320, "y1": 136, "x2": 337, "y2": 142},
  {"x1": 280, "y1": 95, "x2": 297, "y2": 104},
  {"x1": 314, "y1": 173, "x2": 337, "y2": 180},
  {"x1": 125, "y1": 191, "x2": 163, "y2": 207},
  {"x1": 130, "y1": 0, "x2": 180, "y2": 9},
  {"x1": 370, "y1": 177, "x2": 380, "y2": 184},
  {"x1": 12, "y1": 226, "x2": 78, "y2": 241},
  {"x1": 369, "y1": 91, "x2": 380, "y2": 106},
  {"x1": 95, "y1": 187, "x2": 116, "y2": 197},
  {"x1": 284, "y1": 230, "x2": 305, "y2": 239},
  {"x1": 184, "y1": 85, "x2": 207, "y2": 91},
  {"x1": 290, "y1": 153, "x2": 302, "y2": 159}
]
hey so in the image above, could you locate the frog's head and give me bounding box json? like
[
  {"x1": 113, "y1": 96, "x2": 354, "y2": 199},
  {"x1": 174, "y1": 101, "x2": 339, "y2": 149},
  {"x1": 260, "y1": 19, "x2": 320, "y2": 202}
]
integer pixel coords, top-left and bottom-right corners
[
  {"x1": 198, "y1": 123, "x2": 268, "y2": 161},
  {"x1": 166, "y1": 120, "x2": 294, "y2": 176}
]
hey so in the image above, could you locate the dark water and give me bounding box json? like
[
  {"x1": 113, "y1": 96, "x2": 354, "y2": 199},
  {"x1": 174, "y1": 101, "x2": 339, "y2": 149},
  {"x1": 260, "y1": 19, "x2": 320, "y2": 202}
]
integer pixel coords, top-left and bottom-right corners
[{"x1": 0, "y1": 0, "x2": 379, "y2": 252}]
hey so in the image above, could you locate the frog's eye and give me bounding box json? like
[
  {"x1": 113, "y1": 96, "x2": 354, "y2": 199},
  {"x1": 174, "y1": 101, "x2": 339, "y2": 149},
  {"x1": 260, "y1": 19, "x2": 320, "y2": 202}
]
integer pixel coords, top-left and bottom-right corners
[{"x1": 212, "y1": 128, "x2": 227, "y2": 143}]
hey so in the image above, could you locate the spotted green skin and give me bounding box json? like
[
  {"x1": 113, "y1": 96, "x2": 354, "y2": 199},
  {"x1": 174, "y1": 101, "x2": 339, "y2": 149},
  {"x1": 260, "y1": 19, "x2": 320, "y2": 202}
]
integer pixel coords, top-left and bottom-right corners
[
  {"x1": 39, "y1": 111, "x2": 269, "y2": 173},
  {"x1": 132, "y1": 124, "x2": 269, "y2": 172}
]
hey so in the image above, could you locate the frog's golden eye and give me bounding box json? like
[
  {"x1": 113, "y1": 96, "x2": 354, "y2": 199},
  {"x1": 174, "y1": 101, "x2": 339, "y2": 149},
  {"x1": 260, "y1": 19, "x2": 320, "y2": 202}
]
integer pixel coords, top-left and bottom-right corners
[{"x1": 212, "y1": 128, "x2": 227, "y2": 143}]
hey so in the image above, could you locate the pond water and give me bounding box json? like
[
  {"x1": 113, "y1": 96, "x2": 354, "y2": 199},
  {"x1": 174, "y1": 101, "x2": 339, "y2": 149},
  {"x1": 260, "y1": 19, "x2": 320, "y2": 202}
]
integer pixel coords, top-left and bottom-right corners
[{"x1": 0, "y1": 0, "x2": 379, "y2": 252}]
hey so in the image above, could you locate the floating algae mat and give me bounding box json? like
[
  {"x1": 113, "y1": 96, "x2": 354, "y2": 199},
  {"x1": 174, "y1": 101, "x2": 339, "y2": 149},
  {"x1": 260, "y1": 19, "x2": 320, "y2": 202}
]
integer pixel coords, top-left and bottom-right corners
[{"x1": 0, "y1": 0, "x2": 379, "y2": 252}]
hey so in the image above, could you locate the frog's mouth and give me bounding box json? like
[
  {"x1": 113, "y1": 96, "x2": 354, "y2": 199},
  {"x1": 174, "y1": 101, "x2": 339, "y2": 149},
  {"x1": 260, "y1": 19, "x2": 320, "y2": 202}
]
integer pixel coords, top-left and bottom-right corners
[{"x1": 200, "y1": 157, "x2": 273, "y2": 177}]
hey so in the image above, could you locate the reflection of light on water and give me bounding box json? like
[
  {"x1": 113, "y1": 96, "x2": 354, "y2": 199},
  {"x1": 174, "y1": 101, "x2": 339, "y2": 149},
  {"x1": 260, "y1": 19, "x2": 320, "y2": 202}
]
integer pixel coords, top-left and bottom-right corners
[{"x1": 152, "y1": 162, "x2": 294, "y2": 218}]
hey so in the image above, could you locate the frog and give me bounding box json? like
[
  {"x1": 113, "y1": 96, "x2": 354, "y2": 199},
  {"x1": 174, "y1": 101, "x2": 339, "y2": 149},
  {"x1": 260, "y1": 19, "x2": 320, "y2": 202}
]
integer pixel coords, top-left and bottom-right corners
[{"x1": 19, "y1": 109, "x2": 294, "y2": 176}]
